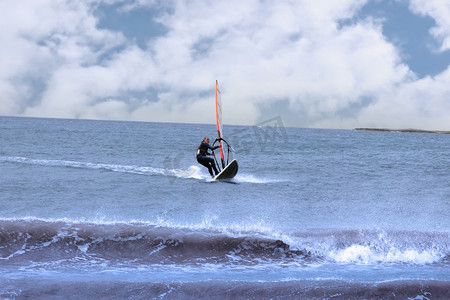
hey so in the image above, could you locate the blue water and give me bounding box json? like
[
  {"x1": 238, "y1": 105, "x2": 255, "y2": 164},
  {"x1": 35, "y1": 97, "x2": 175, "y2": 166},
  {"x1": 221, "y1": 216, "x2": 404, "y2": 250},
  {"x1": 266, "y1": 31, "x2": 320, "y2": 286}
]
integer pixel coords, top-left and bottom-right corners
[{"x1": 0, "y1": 116, "x2": 449, "y2": 299}]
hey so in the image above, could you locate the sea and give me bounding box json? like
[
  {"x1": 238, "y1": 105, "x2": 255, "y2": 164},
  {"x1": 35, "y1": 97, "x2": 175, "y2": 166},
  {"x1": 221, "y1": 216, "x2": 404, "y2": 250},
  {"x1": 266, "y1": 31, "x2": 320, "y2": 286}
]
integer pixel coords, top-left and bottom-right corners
[{"x1": 0, "y1": 116, "x2": 449, "y2": 299}]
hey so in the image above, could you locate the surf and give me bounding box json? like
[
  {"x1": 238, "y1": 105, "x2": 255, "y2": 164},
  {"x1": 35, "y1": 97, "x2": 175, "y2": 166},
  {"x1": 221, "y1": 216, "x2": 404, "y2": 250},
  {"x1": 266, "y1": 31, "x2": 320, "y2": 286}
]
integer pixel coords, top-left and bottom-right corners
[{"x1": 0, "y1": 218, "x2": 447, "y2": 267}]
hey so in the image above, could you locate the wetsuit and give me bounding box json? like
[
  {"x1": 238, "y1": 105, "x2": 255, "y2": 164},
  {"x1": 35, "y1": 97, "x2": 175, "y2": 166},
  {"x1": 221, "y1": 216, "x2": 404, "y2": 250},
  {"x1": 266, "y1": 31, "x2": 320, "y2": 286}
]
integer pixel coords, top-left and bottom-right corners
[{"x1": 196, "y1": 141, "x2": 220, "y2": 177}]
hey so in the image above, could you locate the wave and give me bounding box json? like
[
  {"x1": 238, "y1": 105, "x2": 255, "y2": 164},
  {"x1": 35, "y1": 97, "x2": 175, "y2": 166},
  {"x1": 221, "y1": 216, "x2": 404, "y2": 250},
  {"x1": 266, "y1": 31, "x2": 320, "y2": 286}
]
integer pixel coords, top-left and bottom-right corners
[
  {"x1": 293, "y1": 229, "x2": 450, "y2": 265},
  {"x1": 0, "y1": 218, "x2": 306, "y2": 266},
  {"x1": 0, "y1": 219, "x2": 448, "y2": 268}
]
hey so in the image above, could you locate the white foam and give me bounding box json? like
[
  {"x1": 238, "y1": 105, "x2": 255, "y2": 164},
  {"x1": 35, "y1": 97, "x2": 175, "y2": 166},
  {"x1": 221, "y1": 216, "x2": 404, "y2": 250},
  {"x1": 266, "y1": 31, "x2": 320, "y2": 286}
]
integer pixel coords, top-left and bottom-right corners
[
  {"x1": 328, "y1": 244, "x2": 440, "y2": 265},
  {"x1": 152, "y1": 215, "x2": 295, "y2": 247},
  {"x1": 1, "y1": 156, "x2": 207, "y2": 180},
  {"x1": 2, "y1": 156, "x2": 288, "y2": 184},
  {"x1": 169, "y1": 165, "x2": 207, "y2": 180},
  {"x1": 1, "y1": 156, "x2": 164, "y2": 174},
  {"x1": 234, "y1": 174, "x2": 286, "y2": 184}
]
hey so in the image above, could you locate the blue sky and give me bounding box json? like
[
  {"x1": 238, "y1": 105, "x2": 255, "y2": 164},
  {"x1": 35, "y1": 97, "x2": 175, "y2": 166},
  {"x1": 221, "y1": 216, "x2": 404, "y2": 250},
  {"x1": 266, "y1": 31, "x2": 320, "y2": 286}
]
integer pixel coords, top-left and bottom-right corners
[{"x1": 1, "y1": 0, "x2": 450, "y2": 130}]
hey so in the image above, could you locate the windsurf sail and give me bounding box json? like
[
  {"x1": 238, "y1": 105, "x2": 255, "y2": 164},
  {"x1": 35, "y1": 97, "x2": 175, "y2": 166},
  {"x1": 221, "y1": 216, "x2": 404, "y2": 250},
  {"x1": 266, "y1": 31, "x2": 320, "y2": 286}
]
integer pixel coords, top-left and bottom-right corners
[
  {"x1": 211, "y1": 80, "x2": 239, "y2": 179},
  {"x1": 215, "y1": 80, "x2": 225, "y2": 169}
]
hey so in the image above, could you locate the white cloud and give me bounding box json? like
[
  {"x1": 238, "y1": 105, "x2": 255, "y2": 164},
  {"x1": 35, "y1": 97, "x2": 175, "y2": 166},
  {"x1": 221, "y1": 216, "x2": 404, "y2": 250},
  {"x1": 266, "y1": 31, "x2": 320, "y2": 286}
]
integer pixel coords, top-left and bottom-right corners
[
  {"x1": 0, "y1": 0, "x2": 449, "y2": 130},
  {"x1": 24, "y1": 45, "x2": 158, "y2": 118},
  {"x1": 146, "y1": 0, "x2": 409, "y2": 126},
  {"x1": 409, "y1": 0, "x2": 450, "y2": 51},
  {"x1": 356, "y1": 69, "x2": 450, "y2": 130},
  {"x1": 0, "y1": 0, "x2": 125, "y2": 116}
]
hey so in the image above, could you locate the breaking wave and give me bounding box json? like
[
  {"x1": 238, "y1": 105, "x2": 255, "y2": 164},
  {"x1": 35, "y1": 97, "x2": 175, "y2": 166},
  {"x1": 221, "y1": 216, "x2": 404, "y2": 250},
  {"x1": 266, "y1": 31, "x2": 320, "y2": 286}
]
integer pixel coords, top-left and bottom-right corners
[{"x1": 0, "y1": 218, "x2": 448, "y2": 268}]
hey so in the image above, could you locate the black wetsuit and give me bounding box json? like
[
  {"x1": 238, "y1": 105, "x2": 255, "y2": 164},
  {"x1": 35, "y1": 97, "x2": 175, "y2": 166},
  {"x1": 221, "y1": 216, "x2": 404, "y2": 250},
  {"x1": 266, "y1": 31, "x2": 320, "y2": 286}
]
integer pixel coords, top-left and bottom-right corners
[{"x1": 196, "y1": 141, "x2": 220, "y2": 177}]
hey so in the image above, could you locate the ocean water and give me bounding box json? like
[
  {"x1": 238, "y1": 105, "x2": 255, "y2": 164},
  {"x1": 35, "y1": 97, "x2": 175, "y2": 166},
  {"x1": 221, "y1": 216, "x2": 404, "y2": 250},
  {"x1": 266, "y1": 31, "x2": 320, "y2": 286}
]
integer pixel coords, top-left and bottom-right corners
[{"x1": 0, "y1": 116, "x2": 449, "y2": 299}]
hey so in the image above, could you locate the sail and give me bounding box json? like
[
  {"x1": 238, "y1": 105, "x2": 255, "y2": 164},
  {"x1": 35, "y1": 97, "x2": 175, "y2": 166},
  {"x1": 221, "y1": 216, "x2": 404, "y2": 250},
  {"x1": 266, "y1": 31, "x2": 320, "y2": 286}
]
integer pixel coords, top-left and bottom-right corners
[
  {"x1": 211, "y1": 80, "x2": 239, "y2": 180},
  {"x1": 215, "y1": 80, "x2": 225, "y2": 168}
]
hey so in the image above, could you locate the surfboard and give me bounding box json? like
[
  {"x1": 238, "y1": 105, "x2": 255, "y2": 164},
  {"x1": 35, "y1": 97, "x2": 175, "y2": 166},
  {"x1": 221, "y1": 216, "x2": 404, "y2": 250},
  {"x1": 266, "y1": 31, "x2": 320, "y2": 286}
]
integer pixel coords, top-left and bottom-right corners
[
  {"x1": 214, "y1": 159, "x2": 238, "y2": 180},
  {"x1": 211, "y1": 80, "x2": 238, "y2": 180}
]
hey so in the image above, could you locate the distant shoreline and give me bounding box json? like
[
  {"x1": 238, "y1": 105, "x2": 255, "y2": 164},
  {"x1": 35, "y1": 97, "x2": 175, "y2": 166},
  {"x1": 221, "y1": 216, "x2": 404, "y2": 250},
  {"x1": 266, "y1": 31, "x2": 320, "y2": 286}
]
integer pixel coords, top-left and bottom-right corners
[{"x1": 355, "y1": 128, "x2": 450, "y2": 134}]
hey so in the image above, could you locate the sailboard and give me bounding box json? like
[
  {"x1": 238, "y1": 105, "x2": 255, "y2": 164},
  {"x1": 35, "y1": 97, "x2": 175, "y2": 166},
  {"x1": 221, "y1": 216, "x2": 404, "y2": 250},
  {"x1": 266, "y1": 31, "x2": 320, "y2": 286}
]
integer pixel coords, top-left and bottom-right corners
[{"x1": 212, "y1": 80, "x2": 238, "y2": 180}]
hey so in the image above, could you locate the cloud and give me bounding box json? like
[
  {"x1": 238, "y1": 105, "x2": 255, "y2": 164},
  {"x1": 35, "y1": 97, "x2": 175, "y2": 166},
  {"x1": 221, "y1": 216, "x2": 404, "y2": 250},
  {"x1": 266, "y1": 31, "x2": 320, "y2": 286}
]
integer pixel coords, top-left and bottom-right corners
[
  {"x1": 409, "y1": 0, "x2": 450, "y2": 51},
  {"x1": 355, "y1": 67, "x2": 450, "y2": 130},
  {"x1": 151, "y1": 0, "x2": 411, "y2": 127},
  {"x1": 0, "y1": 0, "x2": 125, "y2": 116},
  {"x1": 0, "y1": 0, "x2": 449, "y2": 130},
  {"x1": 144, "y1": 0, "x2": 408, "y2": 125}
]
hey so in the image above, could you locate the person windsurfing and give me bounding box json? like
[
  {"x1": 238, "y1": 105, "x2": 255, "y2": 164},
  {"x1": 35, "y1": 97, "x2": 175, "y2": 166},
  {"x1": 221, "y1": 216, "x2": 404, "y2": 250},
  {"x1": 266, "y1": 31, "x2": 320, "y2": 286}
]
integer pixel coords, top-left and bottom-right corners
[{"x1": 196, "y1": 136, "x2": 220, "y2": 178}]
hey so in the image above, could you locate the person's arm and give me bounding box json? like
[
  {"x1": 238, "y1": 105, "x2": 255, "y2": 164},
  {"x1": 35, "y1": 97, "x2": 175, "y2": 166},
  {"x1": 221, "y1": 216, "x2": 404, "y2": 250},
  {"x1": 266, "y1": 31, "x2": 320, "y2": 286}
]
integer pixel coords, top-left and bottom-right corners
[{"x1": 205, "y1": 142, "x2": 219, "y2": 151}]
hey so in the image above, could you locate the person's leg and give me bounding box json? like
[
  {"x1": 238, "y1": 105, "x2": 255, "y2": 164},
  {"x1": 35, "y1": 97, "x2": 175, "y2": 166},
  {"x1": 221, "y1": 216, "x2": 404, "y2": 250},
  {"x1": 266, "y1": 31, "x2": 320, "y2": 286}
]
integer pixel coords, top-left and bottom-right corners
[
  {"x1": 207, "y1": 157, "x2": 219, "y2": 175},
  {"x1": 197, "y1": 156, "x2": 214, "y2": 177}
]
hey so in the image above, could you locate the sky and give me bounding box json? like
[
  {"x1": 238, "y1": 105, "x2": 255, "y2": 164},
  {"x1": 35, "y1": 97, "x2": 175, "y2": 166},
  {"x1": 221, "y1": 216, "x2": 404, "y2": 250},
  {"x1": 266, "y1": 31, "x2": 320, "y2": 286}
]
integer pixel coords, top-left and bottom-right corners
[{"x1": 1, "y1": 0, "x2": 450, "y2": 130}]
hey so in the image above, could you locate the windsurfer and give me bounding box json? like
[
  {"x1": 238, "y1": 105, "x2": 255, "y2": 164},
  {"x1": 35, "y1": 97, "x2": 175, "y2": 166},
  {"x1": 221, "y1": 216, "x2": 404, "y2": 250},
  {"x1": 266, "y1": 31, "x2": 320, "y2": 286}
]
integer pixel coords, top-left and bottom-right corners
[{"x1": 196, "y1": 137, "x2": 220, "y2": 177}]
